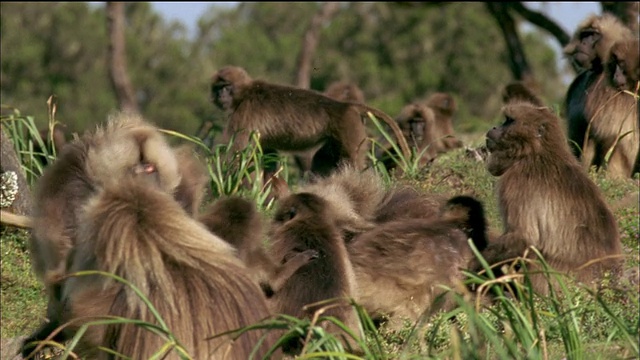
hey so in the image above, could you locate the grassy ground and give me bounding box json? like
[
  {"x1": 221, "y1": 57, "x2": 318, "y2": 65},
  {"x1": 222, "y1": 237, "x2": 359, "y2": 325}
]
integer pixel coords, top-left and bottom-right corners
[{"x1": 1, "y1": 123, "x2": 638, "y2": 359}]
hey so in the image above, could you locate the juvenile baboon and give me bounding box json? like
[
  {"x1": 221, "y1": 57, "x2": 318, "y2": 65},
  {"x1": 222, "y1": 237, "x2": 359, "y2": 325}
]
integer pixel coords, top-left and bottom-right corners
[
  {"x1": 28, "y1": 113, "x2": 277, "y2": 359},
  {"x1": 198, "y1": 195, "x2": 317, "y2": 296},
  {"x1": 348, "y1": 195, "x2": 488, "y2": 329},
  {"x1": 424, "y1": 92, "x2": 464, "y2": 153},
  {"x1": 480, "y1": 101, "x2": 622, "y2": 294},
  {"x1": 501, "y1": 81, "x2": 545, "y2": 106},
  {"x1": 22, "y1": 113, "x2": 213, "y2": 358},
  {"x1": 268, "y1": 192, "x2": 362, "y2": 353},
  {"x1": 211, "y1": 65, "x2": 410, "y2": 177},
  {"x1": 563, "y1": 14, "x2": 638, "y2": 177},
  {"x1": 379, "y1": 102, "x2": 438, "y2": 172}
]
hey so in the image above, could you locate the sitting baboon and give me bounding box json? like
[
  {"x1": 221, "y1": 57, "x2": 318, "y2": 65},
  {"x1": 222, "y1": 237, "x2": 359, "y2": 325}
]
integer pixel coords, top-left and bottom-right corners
[
  {"x1": 25, "y1": 113, "x2": 277, "y2": 359},
  {"x1": 477, "y1": 101, "x2": 622, "y2": 294},
  {"x1": 210, "y1": 65, "x2": 410, "y2": 178},
  {"x1": 348, "y1": 195, "x2": 488, "y2": 330},
  {"x1": 21, "y1": 113, "x2": 224, "y2": 358},
  {"x1": 424, "y1": 92, "x2": 464, "y2": 153},
  {"x1": 268, "y1": 192, "x2": 362, "y2": 354},
  {"x1": 563, "y1": 14, "x2": 638, "y2": 178}
]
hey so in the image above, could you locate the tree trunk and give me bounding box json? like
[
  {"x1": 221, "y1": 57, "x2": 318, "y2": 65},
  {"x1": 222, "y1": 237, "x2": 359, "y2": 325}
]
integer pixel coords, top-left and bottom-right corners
[
  {"x1": 485, "y1": 2, "x2": 535, "y2": 84},
  {"x1": 294, "y1": 2, "x2": 341, "y2": 88},
  {"x1": 106, "y1": 2, "x2": 139, "y2": 114}
]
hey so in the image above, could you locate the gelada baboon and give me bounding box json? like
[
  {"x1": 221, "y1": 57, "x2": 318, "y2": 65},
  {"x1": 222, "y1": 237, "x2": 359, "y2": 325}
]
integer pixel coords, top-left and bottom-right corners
[
  {"x1": 324, "y1": 80, "x2": 366, "y2": 103},
  {"x1": 424, "y1": 92, "x2": 464, "y2": 153},
  {"x1": 268, "y1": 192, "x2": 362, "y2": 354},
  {"x1": 347, "y1": 195, "x2": 488, "y2": 330},
  {"x1": 198, "y1": 195, "x2": 317, "y2": 297},
  {"x1": 380, "y1": 102, "x2": 439, "y2": 171},
  {"x1": 29, "y1": 113, "x2": 277, "y2": 359},
  {"x1": 563, "y1": 14, "x2": 638, "y2": 177},
  {"x1": 479, "y1": 101, "x2": 622, "y2": 294},
  {"x1": 211, "y1": 65, "x2": 410, "y2": 177},
  {"x1": 22, "y1": 113, "x2": 213, "y2": 358}
]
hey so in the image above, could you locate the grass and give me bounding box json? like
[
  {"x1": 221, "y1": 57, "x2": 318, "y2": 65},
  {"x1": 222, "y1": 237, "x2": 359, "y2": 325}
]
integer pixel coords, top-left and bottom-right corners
[{"x1": 1, "y1": 107, "x2": 638, "y2": 359}]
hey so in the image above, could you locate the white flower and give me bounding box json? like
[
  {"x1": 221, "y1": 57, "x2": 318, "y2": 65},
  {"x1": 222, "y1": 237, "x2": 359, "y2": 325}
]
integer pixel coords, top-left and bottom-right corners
[{"x1": 1, "y1": 171, "x2": 19, "y2": 208}]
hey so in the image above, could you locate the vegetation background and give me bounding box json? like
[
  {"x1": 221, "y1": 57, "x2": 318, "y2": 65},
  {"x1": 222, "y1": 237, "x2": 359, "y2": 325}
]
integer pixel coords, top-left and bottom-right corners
[{"x1": 1, "y1": 2, "x2": 638, "y2": 359}]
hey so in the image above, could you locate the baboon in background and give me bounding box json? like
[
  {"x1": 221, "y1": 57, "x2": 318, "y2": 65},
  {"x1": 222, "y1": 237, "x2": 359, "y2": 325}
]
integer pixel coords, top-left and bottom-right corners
[
  {"x1": 379, "y1": 102, "x2": 439, "y2": 172},
  {"x1": 501, "y1": 81, "x2": 545, "y2": 106},
  {"x1": 563, "y1": 14, "x2": 638, "y2": 177},
  {"x1": 478, "y1": 101, "x2": 622, "y2": 294},
  {"x1": 27, "y1": 113, "x2": 277, "y2": 359},
  {"x1": 347, "y1": 195, "x2": 488, "y2": 330},
  {"x1": 198, "y1": 195, "x2": 318, "y2": 296},
  {"x1": 606, "y1": 39, "x2": 639, "y2": 92},
  {"x1": 210, "y1": 65, "x2": 410, "y2": 178},
  {"x1": 268, "y1": 192, "x2": 362, "y2": 354},
  {"x1": 290, "y1": 81, "x2": 367, "y2": 175},
  {"x1": 424, "y1": 92, "x2": 464, "y2": 153},
  {"x1": 22, "y1": 113, "x2": 214, "y2": 358}
]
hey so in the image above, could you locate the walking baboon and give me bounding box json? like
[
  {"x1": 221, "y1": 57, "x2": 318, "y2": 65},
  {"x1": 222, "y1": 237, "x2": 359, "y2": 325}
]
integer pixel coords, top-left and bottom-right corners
[
  {"x1": 424, "y1": 92, "x2": 464, "y2": 153},
  {"x1": 348, "y1": 195, "x2": 488, "y2": 329},
  {"x1": 211, "y1": 66, "x2": 410, "y2": 177},
  {"x1": 563, "y1": 14, "x2": 638, "y2": 177},
  {"x1": 29, "y1": 114, "x2": 277, "y2": 359},
  {"x1": 198, "y1": 195, "x2": 317, "y2": 296},
  {"x1": 21, "y1": 113, "x2": 216, "y2": 358},
  {"x1": 479, "y1": 101, "x2": 622, "y2": 294},
  {"x1": 268, "y1": 192, "x2": 362, "y2": 354}
]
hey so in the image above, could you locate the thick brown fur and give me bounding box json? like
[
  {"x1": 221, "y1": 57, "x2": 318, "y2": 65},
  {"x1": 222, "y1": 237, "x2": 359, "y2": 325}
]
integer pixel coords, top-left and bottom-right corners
[
  {"x1": 211, "y1": 66, "x2": 410, "y2": 177},
  {"x1": 424, "y1": 92, "x2": 464, "y2": 153},
  {"x1": 348, "y1": 195, "x2": 488, "y2": 330},
  {"x1": 606, "y1": 39, "x2": 640, "y2": 91},
  {"x1": 21, "y1": 113, "x2": 222, "y2": 358},
  {"x1": 198, "y1": 195, "x2": 317, "y2": 297},
  {"x1": 480, "y1": 101, "x2": 622, "y2": 294},
  {"x1": 324, "y1": 81, "x2": 366, "y2": 103},
  {"x1": 268, "y1": 192, "x2": 362, "y2": 354},
  {"x1": 563, "y1": 14, "x2": 638, "y2": 178},
  {"x1": 48, "y1": 114, "x2": 276, "y2": 359}
]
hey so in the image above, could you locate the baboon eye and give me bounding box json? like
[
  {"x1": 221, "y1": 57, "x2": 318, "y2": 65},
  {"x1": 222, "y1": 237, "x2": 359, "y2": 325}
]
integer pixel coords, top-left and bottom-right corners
[{"x1": 502, "y1": 117, "x2": 515, "y2": 127}]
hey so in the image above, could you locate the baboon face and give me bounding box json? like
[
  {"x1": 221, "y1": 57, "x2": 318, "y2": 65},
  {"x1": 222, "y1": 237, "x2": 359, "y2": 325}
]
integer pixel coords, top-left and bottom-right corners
[
  {"x1": 273, "y1": 192, "x2": 328, "y2": 224},
  {"x1": 486, "y1": 103, "x2": 560, "y2": 176},
  {"x1": 211, "y1": 66, "x2": 252, "y2": 111},
  {"x1": 607, "y1": 40, "x2": 639, "y2": 91},
  {"x1": 567, "y1": 26, "x2": 601, "y2": 69}
]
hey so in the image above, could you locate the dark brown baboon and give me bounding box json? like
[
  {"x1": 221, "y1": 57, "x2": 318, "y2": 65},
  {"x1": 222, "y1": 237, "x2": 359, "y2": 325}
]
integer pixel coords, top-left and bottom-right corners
[
  {"x1": 198, "y1": 195, "x2": 317, "y2": 297},
  {"x1": 348, "y1": 195, "x2": 488, "y2": 330},
  {"x1": 268, "y1": 192, "x2": 362, "y2": 354},
  {"x1": 501, "y1": 81, "x2": 545, "y2": 106},
  {"x1": 424, "y1": 92, "x2": 464, "y2": 153},
  {"x1": 563, "y1": 14, "x2": 638, "y2": 177},
  {"x1": 211, "y1": 66, "x2": 410, "y2": 177},
  {"x1": 21, "y1": 113, "x2": 215, "y2": 358},
  {"x1": 479, "y1": 101, "x2": 622, "y2": 294},
  {"x1": 28, "y1": 114, "x2": 277, "y2": 359},
  {"x1": 379, "y1": 102, "x2": 438, "y2": 172}
]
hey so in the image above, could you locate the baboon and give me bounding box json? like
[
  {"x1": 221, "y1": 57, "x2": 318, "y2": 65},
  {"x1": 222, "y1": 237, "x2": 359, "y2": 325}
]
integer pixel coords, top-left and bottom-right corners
[
  {"x1": 501, "y1": 81, "x2": 545, "y2": 106},
  {"x1": 606, "y1": 38, "x2": 640, "y2": 91},
  {"x1": 479, "y1": 101, "x2": 622, "y2": 294},
  {"x1": 563, "y1": 14, "x2": 638, "y2": 177},
  {"x1": 198, "y1": 195, "x2": 317, "y2": 296},
  {"x1": 348, "y1": 195, "x2": 488, "y2": 330},
  {"x1": 424, "y1": 92, "x2": 464, "y2": 153},
  {"x1": 25, "y1": 113, "x2": 277, "y2": 359},
  {"x1": 210, "y1": 65, "x2": 410, "y2": 177},
  {"x1": 268, "y1": 192, "x2": 362, "y2": 353},
  {"x1": 379, "y1": 102, "x2": 438, "y2": 172},
  {"x1": 373, "y1": 185, "x2": 444, "y2": 224},
  {"x1": 21, "y1": 113, "x2": 213, "y2": 358}
]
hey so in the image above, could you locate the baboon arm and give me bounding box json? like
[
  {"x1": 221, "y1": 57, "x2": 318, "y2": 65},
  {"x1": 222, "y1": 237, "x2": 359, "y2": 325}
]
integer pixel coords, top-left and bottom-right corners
[{"x1": 270, "y1": 250, "x2": 319, "y2": 293}]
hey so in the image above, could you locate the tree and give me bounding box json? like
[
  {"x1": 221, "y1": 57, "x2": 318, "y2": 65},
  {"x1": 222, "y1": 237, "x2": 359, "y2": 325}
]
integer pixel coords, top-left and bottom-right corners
[{"x1": 106, "y1": 2, "x2": 139, "y2": 114}]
